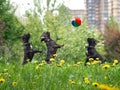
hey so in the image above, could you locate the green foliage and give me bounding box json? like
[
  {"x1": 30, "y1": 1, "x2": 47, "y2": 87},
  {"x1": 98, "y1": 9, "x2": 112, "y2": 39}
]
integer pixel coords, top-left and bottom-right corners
[{"x1": 0, "y1": 0, "x2": 24, "y2": 63}]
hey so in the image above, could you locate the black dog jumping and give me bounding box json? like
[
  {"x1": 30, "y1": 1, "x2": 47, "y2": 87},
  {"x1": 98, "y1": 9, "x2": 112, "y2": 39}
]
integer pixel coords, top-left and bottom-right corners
[
  {"x1": 85, "y1": 38, "x2": 105, "y2": 65},
  {"x1": 41, "y1": 31, "x2": 64, "y2": 63},
  {"x1": 21, "y1": 33, "x2": 42, "y2": 65}
]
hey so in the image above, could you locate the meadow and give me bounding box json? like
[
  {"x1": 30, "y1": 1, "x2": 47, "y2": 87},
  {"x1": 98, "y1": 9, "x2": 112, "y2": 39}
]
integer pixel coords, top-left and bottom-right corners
[{"x1": 0, "y1": 58, "x2": 120, "y2": 90}]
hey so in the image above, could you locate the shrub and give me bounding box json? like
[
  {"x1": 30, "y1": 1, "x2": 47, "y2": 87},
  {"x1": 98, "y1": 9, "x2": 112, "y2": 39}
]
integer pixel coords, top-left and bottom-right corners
[{"x1": 103, "y1": 21, "x2": 120, "y2": 62}]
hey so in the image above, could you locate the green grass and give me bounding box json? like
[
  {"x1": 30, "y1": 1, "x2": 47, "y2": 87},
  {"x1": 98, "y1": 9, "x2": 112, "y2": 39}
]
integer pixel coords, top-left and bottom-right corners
[{"x1": 0, "y1": 59, "x2": 120, "y2": 90}]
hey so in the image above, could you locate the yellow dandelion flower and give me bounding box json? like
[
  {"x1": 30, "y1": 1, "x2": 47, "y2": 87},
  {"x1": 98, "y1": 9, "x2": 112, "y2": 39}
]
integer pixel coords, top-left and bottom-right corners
[
  {"x1": 56, "y1": 63, "x2": 62, "y2": 67},
  {"x1": 112, "y1": 63, "x2": 116, "y2": 67},
  {"x1": 92, "y1": 82, "x2": 99, "y2": 87},
  {"x1": 68, "y1": 79, "x2": 73, "y2": 83},
  {"x1": 4, "y1": 69, "x2": 8, "y2": 72},
  {"x1": 38, "y1": 63, "x2": 43, "y2": 67},
  {"x1": 68, "y1": 79, "x2": 76, "y2": 85},
  {"x1": 0, "y1": 78, "x2": 5, "y2": 83},
  {"x1": 114, "y1": 59, "x2": 119, "y2": 64},
  {"x1": 98, "y1": 84, "x2": 112, "y2": 90},
  {"x1": 102, "y1": 65, "x2": 110, "y2": 69},
  {"x1": 42, "y1": 60, "x2": 46, "y2": 64},
  {"x1": 71, "y1": 81, "x2": 76, "y2": 85},
  {"x1": 77, "y1": 61, "x2": 83, "y2": 65},
  {"x1": 73, "y1": 64, "x2": 78, "y2": 67},
  {"x1": 50, "y1": 58, "x2": 55, "y2": 62},
  {"x1": 12, "y1": 82, "x2": 17, "y2": 86},
  {"x1": 53, "y1": 54, "x2": 58, "y2": 57},
  {"x1": 84, "y1": 77, "x2": 90, "y2": 84},
  {"x1": 86, "y1": 62, "x2": 91, "y2": 65},
  {"x1": 35, "y1": 65, "x2": 39, "y2": 70},
  {"x1": 95, "y1": 58, "x2": 100, "y2": 61},
  {"x1": 92, "y1": 61, "x2": 101, "y2": 65},
  {"x1": 60, "y1": 60, "x2": 65, "y2": 64},
  {"x1": 89, "y1": 58, "x2": 94, "y2": 61}
]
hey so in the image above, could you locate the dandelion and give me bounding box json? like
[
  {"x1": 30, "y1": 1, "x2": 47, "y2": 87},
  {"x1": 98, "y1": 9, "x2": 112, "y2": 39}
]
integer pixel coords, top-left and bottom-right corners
[
  {"x1": 83, "y1": 77, "x2": 90, "y2": 84},
  {"x1": 92, "y1": 82, "x2": 99, "y2": 87},
  {"x1": 92, "y1": 61, "x2": 101, "y2": 65},
  {"x1": 77, "y1": 61, "x2": 83, "y2": 65},
  {"x1": 102, "y1": 64, "x2": 110, "y2": 69},
  {"x1": 42, "y1": 60, "x2": 46, "y2": 64},
  {"x1": 60, "y1": 60, "x2": 65, "y2": 64},
  {"x1": 68, "y1": 79, "x2": 76, "y2": 85},
  {"x1": 89, "y1": 58, "x2": 94, "y2": 61},
  {"x1": 35, "y1": 65, "x2": 39, "y2": 70},
  {"x1": 0, "y1": 78, "x2": 5, "y2": 83},
  {"x1": 86, "y1": 62, "x2": 91, "y2": 65},
  {"x1": 53, "y1": 54, "x2": 58, "y2": 57},
  {"x1": 73, "y1": 64, "x2": 78, "y2": 67},
  {"x1": 114, "y1": 59, "x2": 119, "y2": 64},
  {"x1": 50, "y1": 58, "x2": 55, "y2": 62},
  {"x1": 98, "y1": 84, "x2": 119, "y2": 90},
  {"x1": 56, "y1": 63, "x2": 62, "y2": 67},
  {"x1": 95, "y1": 58, "x2": 100, "y2": 61},
  {"x1": 12, "y1": 82, "x2": 17, "y2": 86}
]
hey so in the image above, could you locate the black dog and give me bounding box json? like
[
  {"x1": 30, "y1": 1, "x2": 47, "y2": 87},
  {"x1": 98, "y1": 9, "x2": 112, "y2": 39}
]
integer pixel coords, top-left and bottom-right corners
[
  {"x1": 85, "y1": 38, "x2": 105, "y2": 65},
  {"x1": 41, "y1": 31, "x2": 64, "y2": 63},
  {"x1": 21, "y1": 33, "x2": 42, "y2": 65}
]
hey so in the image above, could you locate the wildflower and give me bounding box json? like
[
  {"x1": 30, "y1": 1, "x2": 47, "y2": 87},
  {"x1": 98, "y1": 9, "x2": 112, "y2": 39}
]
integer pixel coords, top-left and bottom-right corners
[
  {"x1": 86, "y1": 62, "x2": 91, "y2": 65},
  {"x1": 92, "y1": 82, "x2": 99, "y2": 87},
  {"x1": 73, "y1": 64, "x2": 78, "y2": 67},
  {"x1": 12, "y1": 82, "x2": 17, "y2": 86},
  {"x1": 83, "y1": 77, "x2": 90, "y2": 84},
  {"x1": 95, "y1": 58, "x2": 100, "y2": 61},
  {"x1": 113, "y1": 59, "x2": 119, "y2": 64},
  {"x1": 77, "y1": 61, "x2": 83, "y2": 65},
  {"x1": 35, "y1": 65, "x2": 39, "y2": 70},
  {"x1": 60, "y1": 60, "x2": 65, "y2": 64},
  {"x1": 102, "y1": 64, "x2": 110, "y2": 69},
  {"x1": 112, "y1": 63, "x2": 117, "y2": 67},
  {"x1": 89, "y1": 58, "x2": 94, "y2": 61},
  {"x1": 92, "y1": 61, "x2": 101, "y2": 65},
  {"x1": 68, "y1": 79, "x2": 76, "y2": 85},
  {"x1": 53, "y1": 54, "x2": 58, "y2": 57},
  {"x1": 42, "y1": 60, "x2": 46, "y2": 64},
  {"x1": 0, "y1": 78, "x2": 5, "y2": 83},
  {"x1": 56, "y1": 63, "x2": 62, "y2": 67},
  {"x1": 50, "y1": 58, "x2": 55, "y2": 62},
  {"x1": 98, "y1": 84, "x2": 119, "y2": 90}
]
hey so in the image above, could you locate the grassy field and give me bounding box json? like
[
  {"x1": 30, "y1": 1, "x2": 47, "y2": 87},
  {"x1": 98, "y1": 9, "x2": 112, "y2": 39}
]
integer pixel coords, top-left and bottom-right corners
[{"x1": 0, "y1": 58, "x2": 120, "y2": 90}]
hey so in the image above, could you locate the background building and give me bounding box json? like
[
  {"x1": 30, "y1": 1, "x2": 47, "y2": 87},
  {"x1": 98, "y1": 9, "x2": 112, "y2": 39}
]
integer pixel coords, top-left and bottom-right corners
[
  {"x1": 70, "y1": 9, "x2": 86, "y2": 19},
  {"x1": 110, "y1": 0, "x2": 120, "y2": 22},
  {"x1": 85, "y1": 0, "x2": 109, "y2": 31}
]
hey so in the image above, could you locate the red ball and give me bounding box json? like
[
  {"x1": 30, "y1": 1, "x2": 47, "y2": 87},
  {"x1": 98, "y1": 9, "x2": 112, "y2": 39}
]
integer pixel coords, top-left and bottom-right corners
[{"x1": 75, "y1": 17, "x2": 82, "y2": 25}]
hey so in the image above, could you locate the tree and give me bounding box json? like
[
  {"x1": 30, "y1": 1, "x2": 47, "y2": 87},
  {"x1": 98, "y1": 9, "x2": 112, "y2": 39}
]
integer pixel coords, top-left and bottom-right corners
[{"x1": 0, "y1": 0, "x2": 24, "y2": 63}]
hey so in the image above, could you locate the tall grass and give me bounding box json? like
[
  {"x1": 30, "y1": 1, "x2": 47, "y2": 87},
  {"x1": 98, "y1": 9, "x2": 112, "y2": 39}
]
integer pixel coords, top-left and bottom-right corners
[{"x1": 0, "y1": 59, "x2": 120, "y2": 90}]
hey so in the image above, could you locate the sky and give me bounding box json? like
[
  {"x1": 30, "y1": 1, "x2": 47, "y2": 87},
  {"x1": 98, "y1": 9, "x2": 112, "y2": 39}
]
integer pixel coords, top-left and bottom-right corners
[{"x1": 10, "y1": 0, "x2": 85, "y2": 16}]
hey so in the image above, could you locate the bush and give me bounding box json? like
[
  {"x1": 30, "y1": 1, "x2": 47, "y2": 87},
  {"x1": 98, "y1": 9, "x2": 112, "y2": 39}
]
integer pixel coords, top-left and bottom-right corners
[{"x1": 103, "y1": 19, "x2": 120, "y2": 61}]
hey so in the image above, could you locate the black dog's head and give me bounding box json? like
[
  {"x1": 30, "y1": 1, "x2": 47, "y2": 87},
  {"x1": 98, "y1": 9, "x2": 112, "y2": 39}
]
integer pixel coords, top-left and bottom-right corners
[
  {"x1": 87, "y1": 38, "x2": 97, "y2": 47},
  {"x1": 41, "y1": 31, "x2": 50, "y2": 42},
  {"x1": 21, "y1": 33, "x2": 30, "y2": 43}
]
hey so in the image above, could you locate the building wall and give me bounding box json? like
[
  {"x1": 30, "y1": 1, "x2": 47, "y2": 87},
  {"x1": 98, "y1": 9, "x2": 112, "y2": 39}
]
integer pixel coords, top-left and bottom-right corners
[
  {"x1": 70, "y1": 9, "x2": 86, "y2": 19},
  {"x1": 85, "y1": 0, "x2": 109, "y2": 31}
]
